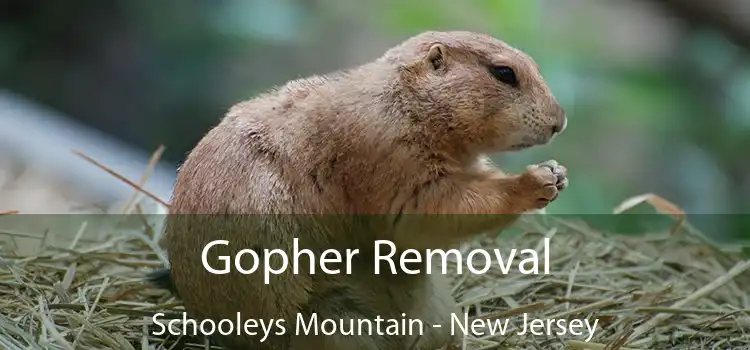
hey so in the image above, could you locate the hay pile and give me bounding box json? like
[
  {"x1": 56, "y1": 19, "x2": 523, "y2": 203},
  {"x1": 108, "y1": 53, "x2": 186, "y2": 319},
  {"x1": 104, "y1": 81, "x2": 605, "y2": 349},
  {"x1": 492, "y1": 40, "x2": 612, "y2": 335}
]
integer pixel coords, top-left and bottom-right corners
[{"x1": 1, "y1": 206, "x2": 748, "y2": 350}]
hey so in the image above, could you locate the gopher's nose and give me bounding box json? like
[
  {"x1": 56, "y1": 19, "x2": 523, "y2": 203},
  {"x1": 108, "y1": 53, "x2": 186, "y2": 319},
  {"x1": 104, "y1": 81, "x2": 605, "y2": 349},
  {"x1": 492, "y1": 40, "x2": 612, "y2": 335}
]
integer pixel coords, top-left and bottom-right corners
[
  {"x1": 553, "y1": 116, "x2": 567, "y2": 134},
  {"x1": 551, "y1": 105, "x2": 567, "y2": 135}
]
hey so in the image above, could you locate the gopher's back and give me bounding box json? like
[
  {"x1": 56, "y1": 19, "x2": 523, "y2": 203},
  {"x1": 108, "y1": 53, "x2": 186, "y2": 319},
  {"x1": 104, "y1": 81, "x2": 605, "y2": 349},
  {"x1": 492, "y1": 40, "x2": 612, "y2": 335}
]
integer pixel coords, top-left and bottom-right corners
[
  {"x1": 158, "y1": 74, "x2": 407, "y2": 349},
  {"x1": 169, "y1": 77, "x2": 337, "y2": 215},
  {"x1": 161, "y1": 110, "x2": 301, "y2": 350},
  {"x1": 168, "y1": 68, "x2": 409, "y2": 216}
]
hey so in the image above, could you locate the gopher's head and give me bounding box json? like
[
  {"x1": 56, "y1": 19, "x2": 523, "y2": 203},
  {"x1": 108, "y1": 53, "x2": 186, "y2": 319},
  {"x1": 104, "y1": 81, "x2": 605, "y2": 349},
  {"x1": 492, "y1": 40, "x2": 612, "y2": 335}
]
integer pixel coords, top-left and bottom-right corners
[{"x1": 382, "y1": 31, "x2": 567, "y2": 154}]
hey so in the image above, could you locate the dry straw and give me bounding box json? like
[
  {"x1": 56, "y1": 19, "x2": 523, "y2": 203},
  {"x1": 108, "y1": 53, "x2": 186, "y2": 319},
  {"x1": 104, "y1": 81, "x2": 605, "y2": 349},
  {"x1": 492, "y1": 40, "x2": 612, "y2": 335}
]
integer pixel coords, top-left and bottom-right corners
[{"x1": 1, "y1": 149, "x2": 749, "y2": 349}]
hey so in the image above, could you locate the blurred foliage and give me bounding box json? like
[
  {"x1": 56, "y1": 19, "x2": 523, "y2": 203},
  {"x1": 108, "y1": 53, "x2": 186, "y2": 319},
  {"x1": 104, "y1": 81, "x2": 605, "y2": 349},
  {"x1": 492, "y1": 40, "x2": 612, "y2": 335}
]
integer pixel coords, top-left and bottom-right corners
[{"x1": 0, "y1": 0, "x2": 749, "y2": 242}]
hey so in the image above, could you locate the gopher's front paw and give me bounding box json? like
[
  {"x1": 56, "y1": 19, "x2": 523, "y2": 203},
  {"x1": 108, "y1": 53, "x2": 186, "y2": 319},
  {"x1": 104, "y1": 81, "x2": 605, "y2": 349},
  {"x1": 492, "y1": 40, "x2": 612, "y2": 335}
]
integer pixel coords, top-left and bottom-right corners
[{"x1": 517, "y1": 160, "x2": 568, "y2": 210}]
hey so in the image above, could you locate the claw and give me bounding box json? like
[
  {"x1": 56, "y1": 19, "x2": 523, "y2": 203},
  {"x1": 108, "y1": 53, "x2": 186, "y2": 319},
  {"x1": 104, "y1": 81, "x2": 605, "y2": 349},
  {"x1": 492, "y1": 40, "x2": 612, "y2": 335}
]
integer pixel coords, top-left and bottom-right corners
[{"x1": 539, "y1": 160, "x2": 566, "y2": 184}]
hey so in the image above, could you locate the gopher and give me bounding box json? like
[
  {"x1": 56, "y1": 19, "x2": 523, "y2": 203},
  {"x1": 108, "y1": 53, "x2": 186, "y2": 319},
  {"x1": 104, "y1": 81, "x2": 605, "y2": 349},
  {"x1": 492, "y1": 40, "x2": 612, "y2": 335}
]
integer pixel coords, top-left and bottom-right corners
[{"x1": 149, "y1": 31, "x2": 568, "y2": 350}]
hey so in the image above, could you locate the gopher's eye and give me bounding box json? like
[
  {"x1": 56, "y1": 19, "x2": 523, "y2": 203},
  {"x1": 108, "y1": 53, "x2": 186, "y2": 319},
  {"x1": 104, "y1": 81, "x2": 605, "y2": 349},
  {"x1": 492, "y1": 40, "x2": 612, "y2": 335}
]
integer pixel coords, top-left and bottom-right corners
[{"x1": 489, "y1": 65, "x2": 518, "y2": 87}]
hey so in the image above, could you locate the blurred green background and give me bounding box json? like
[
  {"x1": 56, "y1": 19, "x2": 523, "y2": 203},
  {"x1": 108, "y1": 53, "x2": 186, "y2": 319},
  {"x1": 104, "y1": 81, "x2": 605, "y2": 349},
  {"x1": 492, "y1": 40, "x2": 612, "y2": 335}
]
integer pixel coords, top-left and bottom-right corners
[{"x1": 1, "y1": 0, "x2": 749, "y2": 242}]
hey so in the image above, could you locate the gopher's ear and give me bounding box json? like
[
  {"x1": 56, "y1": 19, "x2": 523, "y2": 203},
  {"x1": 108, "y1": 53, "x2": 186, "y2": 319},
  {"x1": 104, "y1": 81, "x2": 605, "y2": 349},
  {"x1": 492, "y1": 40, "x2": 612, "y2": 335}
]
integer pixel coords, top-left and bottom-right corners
[{"x1": 424, "y1": 43, "x2": 447, "y2": 70}]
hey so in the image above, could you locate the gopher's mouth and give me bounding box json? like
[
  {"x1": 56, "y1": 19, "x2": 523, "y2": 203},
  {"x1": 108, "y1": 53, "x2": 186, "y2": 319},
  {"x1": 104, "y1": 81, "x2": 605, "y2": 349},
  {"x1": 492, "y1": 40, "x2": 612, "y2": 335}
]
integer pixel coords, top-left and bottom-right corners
[
  {"x1": 509, "y1": 134, "x2": 552, "y2": 150},
  {"x1": 504, "y1": 127, "x2": 561, "y2": 151},
  {"x1": 508, "y1": 143, "x2": 534, "y2": 150}
]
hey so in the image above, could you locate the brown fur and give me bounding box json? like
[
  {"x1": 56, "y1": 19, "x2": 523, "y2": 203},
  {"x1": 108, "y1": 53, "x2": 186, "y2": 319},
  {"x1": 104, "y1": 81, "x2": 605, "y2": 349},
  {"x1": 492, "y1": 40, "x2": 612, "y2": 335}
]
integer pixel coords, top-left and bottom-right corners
[{"x1": 156, "y1": 31, "x2": 568, "y2": 349}]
